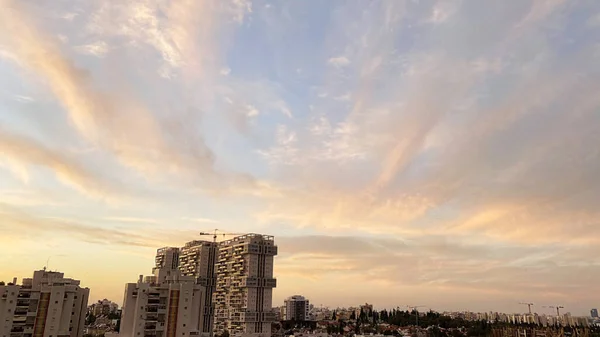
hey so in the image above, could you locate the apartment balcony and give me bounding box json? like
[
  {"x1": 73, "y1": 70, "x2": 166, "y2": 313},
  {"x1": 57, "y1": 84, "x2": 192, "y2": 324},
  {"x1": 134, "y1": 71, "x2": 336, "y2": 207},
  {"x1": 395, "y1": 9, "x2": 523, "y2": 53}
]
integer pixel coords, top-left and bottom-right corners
[
  {"x1": 16, "y1": 299, "x2": 30, "y2": 307},
  {"x1": 14, "y1": 309, "x2": 29, "y2": 316}
]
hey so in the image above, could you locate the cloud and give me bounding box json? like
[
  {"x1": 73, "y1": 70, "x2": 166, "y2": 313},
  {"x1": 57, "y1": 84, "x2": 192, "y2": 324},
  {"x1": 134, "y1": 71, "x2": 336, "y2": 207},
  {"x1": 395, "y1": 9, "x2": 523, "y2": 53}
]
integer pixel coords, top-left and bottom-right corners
[
  {"x1": 0, "y1": 128, "x2": 124, "y2": 199},
  {"x1": 257, "y1": 125, "x2": 300, "y2": 165},
  {"x1": 275, "y1": 235, "x2": 600, "y2": 311},
  {"x1": 74, "y1": 41, "x2": 109, "y2": 57},
  {"x1": 0, "y1": 0, "x2": 221, "y2": 184},
  {"x1": 181, "y1": 217, "x2": 219, "y2": 224},
  {"x1": 328, "y1": 56, "x2": 351, "y2": 68},
  {"x1": 0, "y1": 204, "x2": 159, "y2": 248},
  {"x1": 426, "y1": 0, "x2": 458, "y2": 24},
  {"x1": 333, "y1": 93, "x2": 351, "y2": 101},
  {"x1": 104, "y1": 217, "x2": 159, "y2": 224},
  {"x1": 220, "y1": 67, "x2": 231, "y2": 75}
]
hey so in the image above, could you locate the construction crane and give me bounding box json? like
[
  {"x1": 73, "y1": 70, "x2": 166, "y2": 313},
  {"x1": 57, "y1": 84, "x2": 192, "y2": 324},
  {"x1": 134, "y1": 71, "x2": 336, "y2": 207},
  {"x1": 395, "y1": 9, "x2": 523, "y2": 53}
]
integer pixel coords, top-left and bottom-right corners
[
  {"x1": 199, "y1": 229, "x2": 247, "y2": 243},
  {"x1": 519, "y1": 302, "x2": 534, "y2": 314},
  {"x1": 543, "y1": 305, "x2": 565, "y2": 316},
  {"x1": 407, "y1": 305, "x2": 426, "y2": 327}
]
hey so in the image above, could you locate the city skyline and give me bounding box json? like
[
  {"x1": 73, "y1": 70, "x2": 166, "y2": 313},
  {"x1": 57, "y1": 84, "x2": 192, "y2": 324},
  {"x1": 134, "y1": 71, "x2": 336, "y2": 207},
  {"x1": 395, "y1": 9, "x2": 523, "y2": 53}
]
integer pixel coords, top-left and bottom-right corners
[{"x1": 1, "y1": 0, "x2": 599, "y2": 317}]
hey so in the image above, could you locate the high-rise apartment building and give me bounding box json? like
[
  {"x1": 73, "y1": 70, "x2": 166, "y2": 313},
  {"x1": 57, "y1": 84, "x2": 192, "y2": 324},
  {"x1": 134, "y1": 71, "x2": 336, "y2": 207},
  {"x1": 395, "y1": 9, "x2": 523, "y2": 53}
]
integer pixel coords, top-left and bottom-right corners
[
  {"x1": 154, "y1": 247, "x2": 180, "y2": 273},
  {"x1": 591, "y1": 308, "x2": 598, "y2": 318},
  {"x1": 120, "y1": 268, "x2": 203, "y2": 337},
  {"x1": 213, "y1": 234, "x2": 277, "y2": 337},
  {"x1": 283, "y1": 296, "x2": 310, "y2": 321},
  {"x1": 0, "y1": 270, "x2": 90, "y2": 337},
  {"x1": 178, "y1": 241, "x2": 218, "y2": 336}
]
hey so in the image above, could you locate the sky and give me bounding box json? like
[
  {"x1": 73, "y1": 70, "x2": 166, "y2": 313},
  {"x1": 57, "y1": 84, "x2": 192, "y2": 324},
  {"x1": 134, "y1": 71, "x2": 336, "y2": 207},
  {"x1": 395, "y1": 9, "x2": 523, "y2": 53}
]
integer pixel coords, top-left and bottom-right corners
[{"x1": 0, "y1": 0, "x2": 599, "y2": 316}]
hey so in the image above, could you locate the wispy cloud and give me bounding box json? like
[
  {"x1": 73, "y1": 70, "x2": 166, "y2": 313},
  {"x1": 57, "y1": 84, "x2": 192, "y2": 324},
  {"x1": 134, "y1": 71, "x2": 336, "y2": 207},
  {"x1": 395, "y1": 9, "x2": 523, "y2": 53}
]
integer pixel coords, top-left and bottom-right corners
[
  {"x1": 0, "y1": 204, "x2": 159, "y2": 248},
  {"x1": 0, "y1": 128, "x2": 124, "y2": 199},
  {"x1": 74, "y1": 41, "x2": 109, "y2": 57},
  {"x1": 104, "y1": 217, "x2": 159, "y2": 224},
  {"x1": 181, "y1": 217, "x2": 219, "y2": 224},
  {"x1": 328, "y1": 56, "x2": 350, "y2": 68}
]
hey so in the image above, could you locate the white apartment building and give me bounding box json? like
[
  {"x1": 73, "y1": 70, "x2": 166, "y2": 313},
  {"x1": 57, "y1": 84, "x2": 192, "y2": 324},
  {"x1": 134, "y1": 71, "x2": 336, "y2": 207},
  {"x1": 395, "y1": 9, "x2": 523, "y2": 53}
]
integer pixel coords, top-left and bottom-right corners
[
  {"x1": 0, "y1": 270, "x2": 89, "y2": 337},
  {"x1": 120, "y1": 269, "x2": 203, "y2": 337},
  {"x1": 154, "y1": 248, "x2": 180, "y2": 274},
  {"x1": 178, "y1": 241, "x2": 218, "y2": 336},
  {"x1": 283, "y1": 296, "x2": 310, "y2": 321},
  {"x1": 213, "y1": 234, "x2": 277, "y2": 337}
]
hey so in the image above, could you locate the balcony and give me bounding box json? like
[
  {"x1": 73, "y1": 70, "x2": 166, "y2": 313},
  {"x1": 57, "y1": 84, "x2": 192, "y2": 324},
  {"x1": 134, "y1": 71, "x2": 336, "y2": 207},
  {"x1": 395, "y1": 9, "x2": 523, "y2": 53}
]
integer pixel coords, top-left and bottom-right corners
[
  {"x1": 16, "y1": 300, "x2": 29, "y2": 307},
  {"x1": 14, "y1": 309, "x2": 29, "y2": 316}
]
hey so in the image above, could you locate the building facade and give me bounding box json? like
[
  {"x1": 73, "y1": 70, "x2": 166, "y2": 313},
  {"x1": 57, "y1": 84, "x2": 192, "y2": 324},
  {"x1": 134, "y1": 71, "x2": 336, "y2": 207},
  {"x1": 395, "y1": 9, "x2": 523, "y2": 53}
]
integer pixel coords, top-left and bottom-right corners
[
  {"x1": 213, "y1": 234, "x2": 277, "y2": 337},
  {"x1": 178, "y1": 241, "x2": 218, "y2": 336},
  {"x1": 283, "y1": 296, "x2": 310, "y2": 321},
  {"x1": 154, "y1": 248, "x2": 180, "y2": 273},
  {"x1": 0, "y1": 270, "x2": 89, "y2": 337},
  {"x1": 120, "y1": 269, "x2": 203, "y2": 337},
  {"x1": 592, "y1": 309, "x2": 598, "y2": 318},
  {"x1": 88, "y1": 299, "x2": 119, "y2": 317}
]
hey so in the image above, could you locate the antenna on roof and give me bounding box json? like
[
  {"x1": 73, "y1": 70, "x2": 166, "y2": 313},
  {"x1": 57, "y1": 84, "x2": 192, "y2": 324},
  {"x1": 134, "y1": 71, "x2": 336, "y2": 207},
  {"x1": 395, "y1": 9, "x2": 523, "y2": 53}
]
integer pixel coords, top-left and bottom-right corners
[{"x1": 44, "y1": 256, "x2": 51, "y2": 271}]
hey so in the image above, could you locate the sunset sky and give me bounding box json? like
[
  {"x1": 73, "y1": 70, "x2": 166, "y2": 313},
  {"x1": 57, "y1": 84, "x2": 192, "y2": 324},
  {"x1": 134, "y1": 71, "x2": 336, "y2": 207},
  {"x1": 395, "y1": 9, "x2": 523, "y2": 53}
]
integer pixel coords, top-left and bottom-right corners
[{"x1": 1, "y1": 0, "x2": 599, "y2": 315}]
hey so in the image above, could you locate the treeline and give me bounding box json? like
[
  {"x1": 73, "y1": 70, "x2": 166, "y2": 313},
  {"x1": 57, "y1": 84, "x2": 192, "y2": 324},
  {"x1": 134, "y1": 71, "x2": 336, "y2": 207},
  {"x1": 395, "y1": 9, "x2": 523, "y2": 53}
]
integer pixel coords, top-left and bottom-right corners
[{"x1": 324, "y1": 309, "x2": 600, "y2": 337}]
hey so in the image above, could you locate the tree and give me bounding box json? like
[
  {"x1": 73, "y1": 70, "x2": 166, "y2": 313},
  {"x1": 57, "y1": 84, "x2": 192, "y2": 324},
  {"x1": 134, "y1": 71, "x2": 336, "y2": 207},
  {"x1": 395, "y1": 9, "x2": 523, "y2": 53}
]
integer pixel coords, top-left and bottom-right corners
[
  {"x1": 332, "y1": 310, "x2": 337, "y2": 321},
  {"x1": 350, "y1": 311, "x2": 357, "y2": 320},
  {"x1": 85, "y1": 314, "x2": 96, "y2": 326}
]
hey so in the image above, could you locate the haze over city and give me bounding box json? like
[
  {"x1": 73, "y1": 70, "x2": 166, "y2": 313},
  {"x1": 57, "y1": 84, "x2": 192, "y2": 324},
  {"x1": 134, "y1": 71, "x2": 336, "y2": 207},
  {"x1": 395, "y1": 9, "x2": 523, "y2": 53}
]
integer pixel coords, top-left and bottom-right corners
[{"x1": 0, "y1": 0, "x2": 599, "y2": 317}]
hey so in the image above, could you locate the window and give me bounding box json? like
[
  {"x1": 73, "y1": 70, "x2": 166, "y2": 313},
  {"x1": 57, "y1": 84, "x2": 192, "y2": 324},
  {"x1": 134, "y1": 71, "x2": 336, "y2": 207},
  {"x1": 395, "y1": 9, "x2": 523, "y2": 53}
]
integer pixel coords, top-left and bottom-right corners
[{"x1": 55, "y1": 301, "x2": 59, "y2": 304}]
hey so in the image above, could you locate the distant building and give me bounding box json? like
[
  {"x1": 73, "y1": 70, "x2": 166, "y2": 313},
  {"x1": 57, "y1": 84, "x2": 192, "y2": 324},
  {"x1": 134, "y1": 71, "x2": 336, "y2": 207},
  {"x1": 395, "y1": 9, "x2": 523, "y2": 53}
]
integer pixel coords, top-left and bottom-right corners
[
  {"x1": 178, "y1": 240, "x2": 218, "y2": 336},
  {"x1": 592, "y1": 309, "x2": 598, "y2": 318},
  {"x1": 0, "y1": 269, "x2": 90, "y2": 337},
  {"x1": 213, "y1": 234, "x2": 278, "y2": 337},
  {"x1": 120, "y1": 268, "x2": 203, "y2": 337},
  {"x1": 283, "y1": 296, "x2": 311, "y2": 321},
  {"x1": 153, "y1": 247, "x2": 180, "y2": 273},
  {"x1": 88, "y1": 299, "x2": 119, "y2": 316}
]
